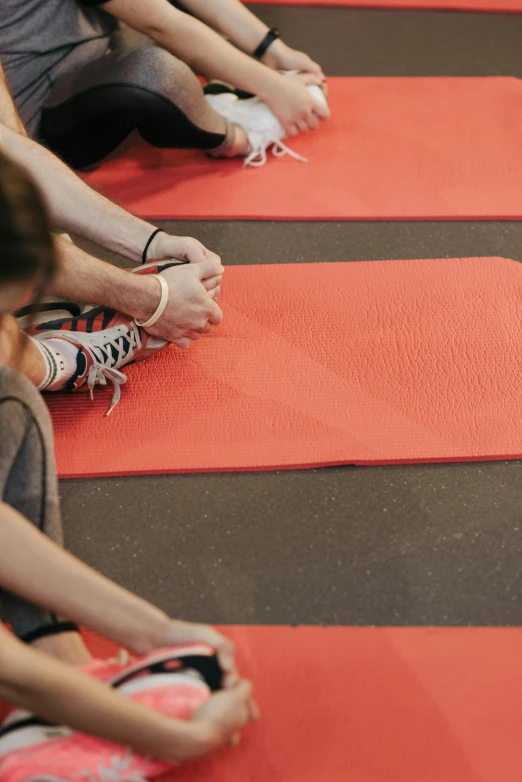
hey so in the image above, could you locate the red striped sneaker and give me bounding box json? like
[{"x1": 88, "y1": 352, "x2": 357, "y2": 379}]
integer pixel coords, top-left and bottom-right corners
[
  {"x1": 0, "y1": 645, "x2": 222, "y2": 782},
  {"x1": 24, "y1": 261, "x2": 186, "y2": 416}
]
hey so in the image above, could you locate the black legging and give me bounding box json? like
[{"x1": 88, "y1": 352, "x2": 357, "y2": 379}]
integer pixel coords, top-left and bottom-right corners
[{"x1": 39, "y1": 46, "x2": 229, "y2": 171}]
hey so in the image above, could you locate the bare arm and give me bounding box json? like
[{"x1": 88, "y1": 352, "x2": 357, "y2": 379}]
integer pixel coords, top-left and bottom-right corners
[
  {"x1": 100, "y1": 0, "x2": 281, "y2": 99},
  {"x1": 0, "y1": 623, "x2": 256, "y2": 763},
  {"x1": 0, "y1": 500, "x2": 228, "y2": 660},
  {"x1": 0, "y1": 123, "x2": 158, "y2": 262},
  {"x1": 175, "y1": 0, "x2": 323, "y2": 77},
  {"x1": 97, "y1": 0, "x2": 327, "y2": 134},
  {"x1": 0, "y1": 625, "x2": 215, "y2": 763},
  {"x1": 0, "y1": 101, "x2": 224, "y2": 275},
  {"x1": 0, "y1": 501, "x2": 254, "y2": 757},
  {"x1": 0, "y1": 500, "x2": 171, "y2": 652}
]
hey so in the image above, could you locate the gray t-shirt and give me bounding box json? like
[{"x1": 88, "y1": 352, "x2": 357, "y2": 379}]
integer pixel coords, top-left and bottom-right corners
[{"x1": 0, "y1": 0, "x2": 116, "y2": 133}]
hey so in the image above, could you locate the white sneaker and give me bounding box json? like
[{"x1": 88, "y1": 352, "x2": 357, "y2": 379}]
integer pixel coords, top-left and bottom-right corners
[{"x1": 206, "y1": 85, "x2": 328, "y2": 168}]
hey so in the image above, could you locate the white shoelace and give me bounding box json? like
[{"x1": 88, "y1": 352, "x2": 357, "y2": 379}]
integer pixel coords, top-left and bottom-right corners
[
  {"x1": 206, "y1": 92, "x2": 309, "y2": 169},
  {"x1": 50, "y1": 322, "x2": 142, "y2": 416},
  {"x1": 244, "y1": 139, "x2": 308, "y2": 168}
]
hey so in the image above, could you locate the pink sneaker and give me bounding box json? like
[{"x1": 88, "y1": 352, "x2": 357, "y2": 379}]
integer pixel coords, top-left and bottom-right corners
[{"x1": 0, "y1": 645, "x2": 222, "y2": 782}]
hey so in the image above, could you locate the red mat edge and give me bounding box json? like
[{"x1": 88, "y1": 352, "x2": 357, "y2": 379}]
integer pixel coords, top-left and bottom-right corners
[
  {"x1": 114, "y1": 213, "x2": 522, "y2": 222},
  {"x1": 247, "y1": 1, "x2": 521, "y2": 10},
  {"x1": 57, "y1": 454, "x2": 522, "y2": 480}
]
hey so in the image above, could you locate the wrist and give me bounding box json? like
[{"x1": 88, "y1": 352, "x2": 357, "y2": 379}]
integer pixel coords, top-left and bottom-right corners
[
  {"x1": 184, "y1": 720, "x2": 221, "y2": 759},
  {"x1": 255, "y1": 68, "x2": 285, "y2": 103},
  {"x1": 106, "y1": 223, "x2": 157, "y2": 264},
  {"x1": 140, "y1": 611, "x2": 173, "y2": 653},
  {"x1": 124, "y1": 273, "x2": 163, "y2": 324},
  {"x1": 147, "y1": 229, "x2": 170, "y2": 261},
  {"x1": 261, "y1": 38, "x2": 286, "y2": 70},
  {"x1": 158, "y1": 720, "x2": 219, "y2": 764}
]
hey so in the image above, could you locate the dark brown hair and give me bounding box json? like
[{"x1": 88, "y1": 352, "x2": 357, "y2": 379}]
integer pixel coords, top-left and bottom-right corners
[{"x1": 0, "y1": 151, "x2": 56, "y2": 292}]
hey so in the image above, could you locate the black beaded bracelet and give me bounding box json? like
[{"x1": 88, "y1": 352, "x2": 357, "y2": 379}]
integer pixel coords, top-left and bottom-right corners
[
  {"x1": 142, "y1": 227, "x2": 165, "y2": 264},
  {"x1": 253, "y1": 28, "x2": 280, "y2": 60}
]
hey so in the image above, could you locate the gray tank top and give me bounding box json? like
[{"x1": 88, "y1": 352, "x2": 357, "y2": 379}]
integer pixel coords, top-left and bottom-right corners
[{"x1": 0, "y1": 0, "x2": 116, "y2": 133}]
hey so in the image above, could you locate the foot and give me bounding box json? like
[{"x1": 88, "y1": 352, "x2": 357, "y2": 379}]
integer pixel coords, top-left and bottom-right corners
[
  {"x1": 0, "y1": 646, "x2": 222, "y2": 782},
  {"x1": 35, "y1": 316, "x2": 166, "y2": 415},
  {"x1": 21, "y1": 261, "x2": 188, "y2": 415},
  {"x1": 205, "y1": 83, "x2": 328, "y2": 167}
]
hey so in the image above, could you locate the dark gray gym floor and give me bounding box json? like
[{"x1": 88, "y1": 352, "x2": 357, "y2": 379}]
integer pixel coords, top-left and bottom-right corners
[{"x1": 62, "y1": 7, "x2": 522, "y2": 627}]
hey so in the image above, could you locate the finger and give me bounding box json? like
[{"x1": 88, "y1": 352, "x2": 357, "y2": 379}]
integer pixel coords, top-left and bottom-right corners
[
  {"x1": 191, "y1": 625, "x2": 236, "y2": 674},
  {"x1": 207, "y1": 301, "x2": 223, "y2": 327},
  {"x1": 312, "y1": 97, "x2": 330, "y2": 120},
  {"x1": 229, "y1": 732, "x2": 241, "y2": 747},
  {"x1": 186, "y1": 331, "x2": 202, "y2": 341},
  {"x1": 286, "y1": 124, "x2": 300, "y2": 138},
  {"x1": 195, "y1": 257, "x2": 224, "y2": 281},
  {"x1": 296, "y1": 118, "x2": 309, "y2": 134},
  {"x1": 180, "y1": 239, "x2": 207, "y2": 264},
  {"x1": 216, "y1": 637, "x2": 236, "y2": 674},
  {"x1": 209, "y1": 285, "x2": 221, "y2": 300},
  {"x1": 174, "y1": 337, "x2": 191, "y2": 350},
  {"x1": 307, "y1": 112, "x2": 319, "y2": 130},
  {"x1": 306, "y1": 59, "x2": 324, "y2": 79},
  {"x1": 235, "y1": 680, "x2": 253, "y2": 702},
  {"x1": 203, "y1": 247, "x2": 223, "y2": 266},
  {"x1": 294, "y1": 71, "x2": 323, "y2": 87},
  {"x1": 249, "y1": 699, "x2": 261, "y2": 722},
  {"x1": 202, "y1": 274, "x2": 223, "y2": 291},
  {"x1": 223, "y1": 671, "x2": 240, "y2": 689}
]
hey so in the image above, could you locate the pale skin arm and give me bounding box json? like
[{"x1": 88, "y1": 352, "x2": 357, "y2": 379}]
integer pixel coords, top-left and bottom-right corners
[
  {"x1": 0, "y1": 625, "x2": 253, "y2": 763},
  {"x1": 0, "y1": 65, "x2": 217, "y2": 263},
  {"x1": 0, "y1": 122, "x2": 219, "y2": 267},
  {"x1": 0, "y1": 67, "x2": 223, "y2": 346},
  {"x1": 174, "y1": 0, "x2": 324, "y2": 78},
  {"x1": 0, "y1": 499, "x2": 231, "y2": 663},
  {"x1": 0, "y1": 500, "x2": 257, "y2": 757},
  {"x1": 99, "y1": 0, "x2": 329, "y2": 135}
]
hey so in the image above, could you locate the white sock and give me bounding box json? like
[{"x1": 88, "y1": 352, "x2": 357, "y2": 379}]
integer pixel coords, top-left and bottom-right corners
[{"x1": 32, "y1": 336, "x2": 80, "y2": 391}]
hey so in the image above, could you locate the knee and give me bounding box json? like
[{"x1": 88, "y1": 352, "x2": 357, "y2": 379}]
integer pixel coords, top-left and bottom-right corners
[{"x1": 118, "y1": 46, "x2": 195, "y2": 93}]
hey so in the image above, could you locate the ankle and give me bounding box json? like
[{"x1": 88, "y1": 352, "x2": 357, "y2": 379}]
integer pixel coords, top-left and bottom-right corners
[
  {"x1": 210, "y1": 121, "x2": 250, "y2": 158},
  {"x1": 32, "y1": 336, "x2": 80, "y2": 392}
]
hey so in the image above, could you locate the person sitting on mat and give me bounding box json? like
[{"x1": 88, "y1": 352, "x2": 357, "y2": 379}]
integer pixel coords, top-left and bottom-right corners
[
  {"x1": 1, "y1": 61, "x2": 224, "y2": 409},
  {"x1": 0, "y1": 0, "x2": 330, "y2": 170},
  {"x1": 0, "y1": 152, "x2": 258, "y2": 781}
]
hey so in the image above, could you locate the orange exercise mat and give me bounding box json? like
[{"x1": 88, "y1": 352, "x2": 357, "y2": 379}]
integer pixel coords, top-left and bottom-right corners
[
  {"x1": 85, "y1": 77, "x2": 522, "y2": 221},
  {"x1": 247, "y1": 0, "x2": 522, "y2": 9},
  {"x1": 48, "y1": 257, "x2": 522, "y2": 477},
  {"x1": 79, "y1": 625, "x2": 522, "y2": 782}
]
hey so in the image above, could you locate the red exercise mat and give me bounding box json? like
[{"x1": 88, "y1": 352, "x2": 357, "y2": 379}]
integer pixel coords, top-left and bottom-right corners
[
  {"x1": 80, "y1": 625, "x2": 522, "y2": 782},
  {"x1": 48, "y1": 257, "x2": 522, "y2": 477},
  {"x1": 247, "y1": 0, "x2": 522, "y2": 10},
  {"x1": 85, "y1": 77, "x2": 522, "y2": 221}
]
